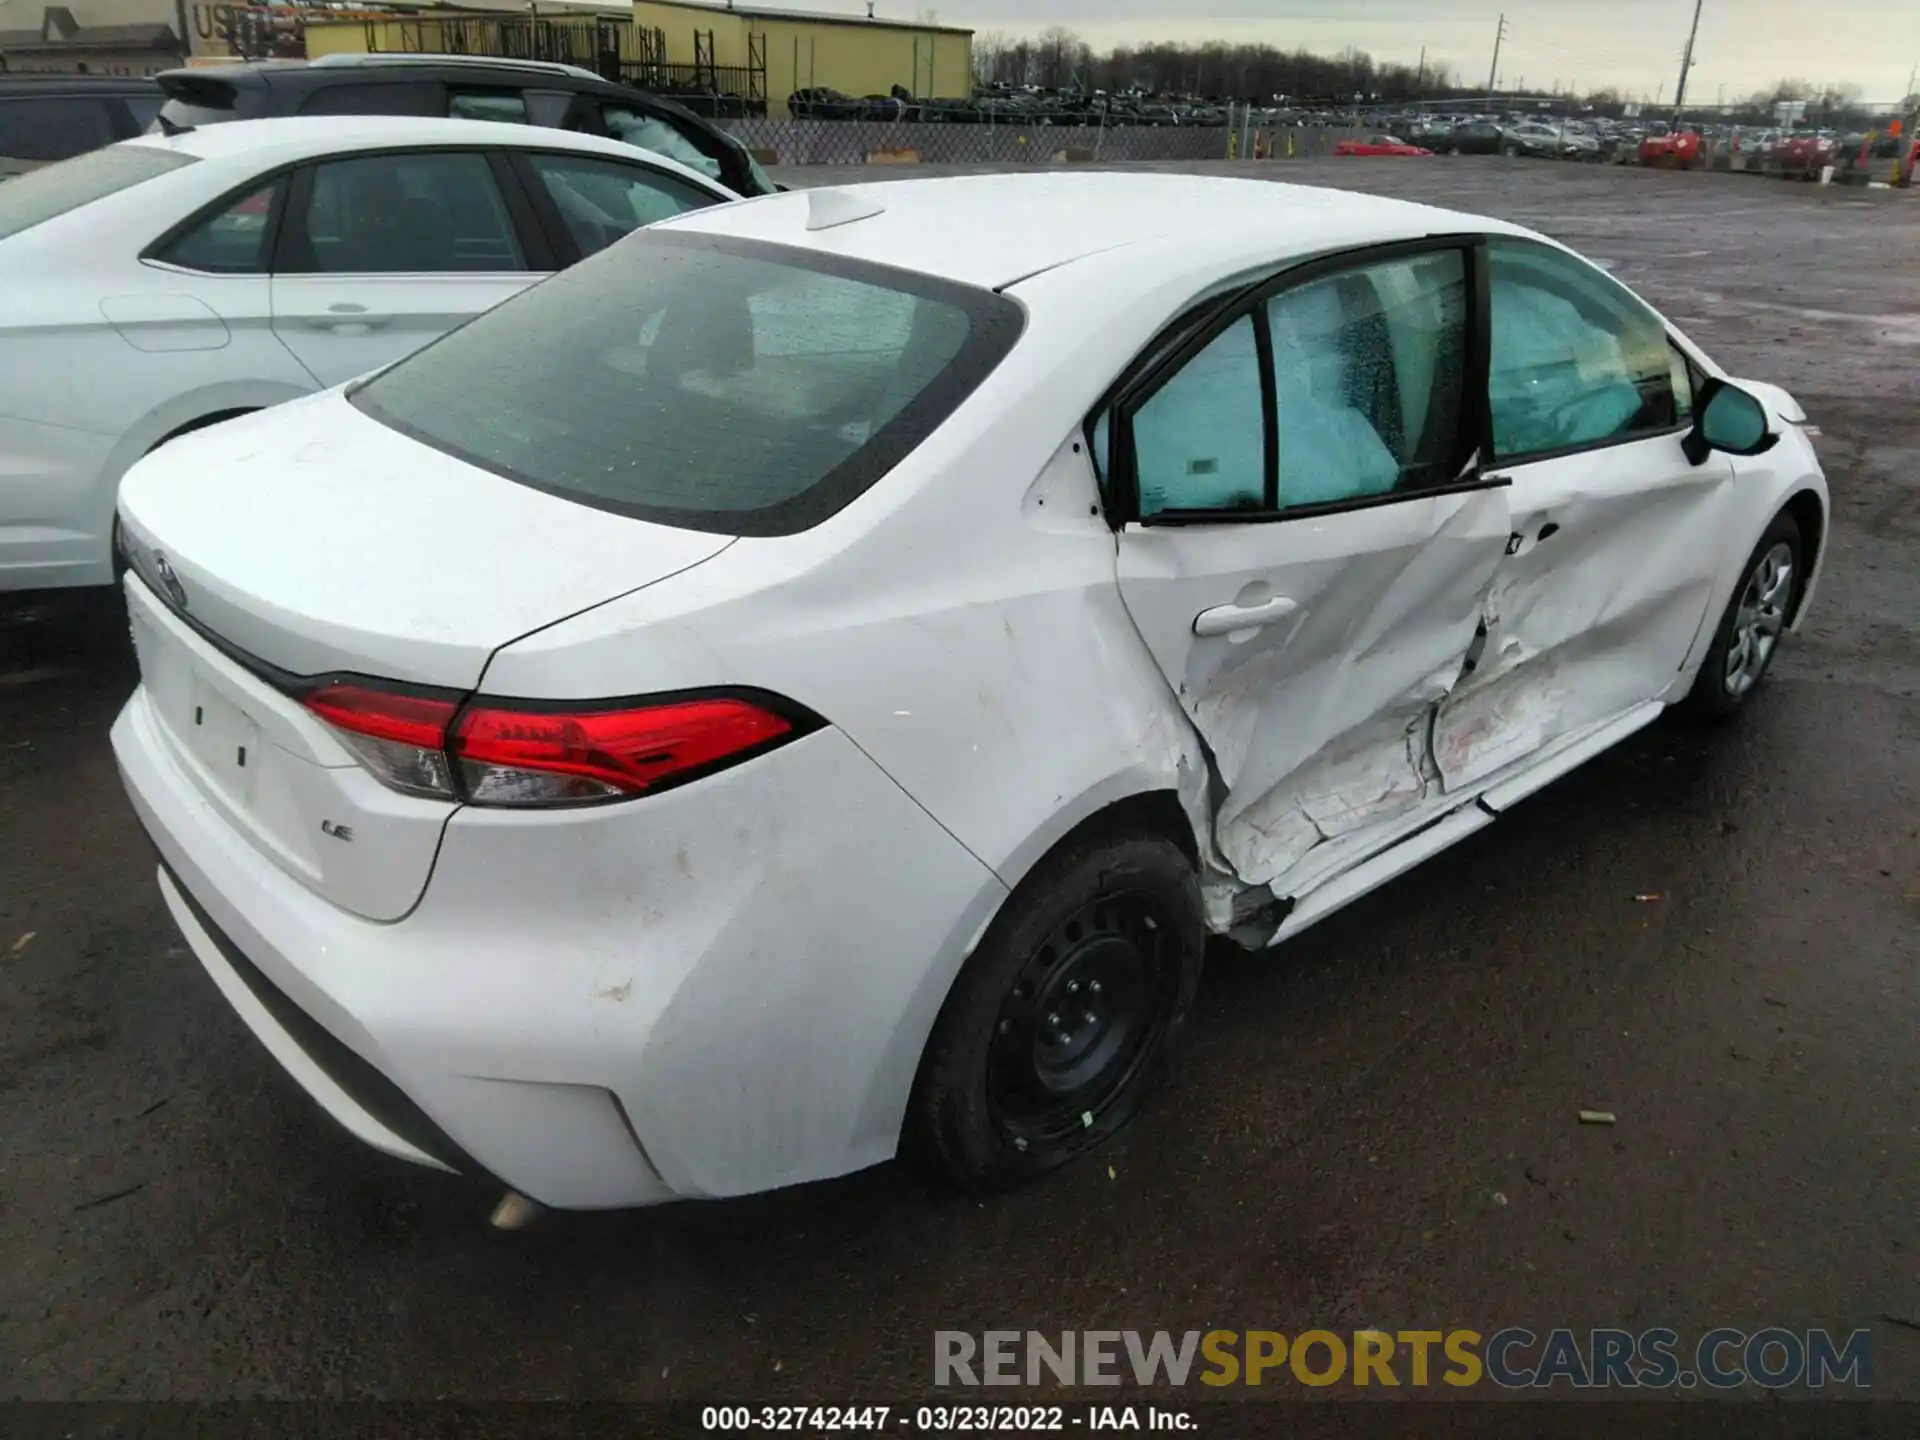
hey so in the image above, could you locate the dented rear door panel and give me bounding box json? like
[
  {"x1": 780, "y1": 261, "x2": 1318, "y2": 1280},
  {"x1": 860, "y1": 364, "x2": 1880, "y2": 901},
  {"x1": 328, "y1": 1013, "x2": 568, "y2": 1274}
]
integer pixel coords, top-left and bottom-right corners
[{"x1": 1115, "y1": 484, "x2": 1511, "y2": 892}]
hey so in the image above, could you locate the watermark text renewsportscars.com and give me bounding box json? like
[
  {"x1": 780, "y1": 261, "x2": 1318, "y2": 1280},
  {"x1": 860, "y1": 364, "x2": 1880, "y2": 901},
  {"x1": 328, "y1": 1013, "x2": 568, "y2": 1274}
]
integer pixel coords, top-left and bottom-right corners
[{"x1": 934, "y1": 1327, "x2": 1873, "y2": 1390}]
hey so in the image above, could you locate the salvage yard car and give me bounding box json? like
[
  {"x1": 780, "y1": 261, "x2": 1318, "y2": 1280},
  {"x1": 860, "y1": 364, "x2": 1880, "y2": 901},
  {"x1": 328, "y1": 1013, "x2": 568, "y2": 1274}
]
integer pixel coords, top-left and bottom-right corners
[
  {"x1": 1334, "y1": 133, "x2": 1433, "y2": 157},
  {"x1": 0, "y1": 73, "x2": 161, "y2": 178},
  {"x1": 0, "y1": 115, "x2": 732, "y2": 592},
  {"x1": 153, "y1": 54, "x2": 778, "y2": 198},
  {"x1": 111, "y1": 173, "x2": 1828, "y2": 1212}
]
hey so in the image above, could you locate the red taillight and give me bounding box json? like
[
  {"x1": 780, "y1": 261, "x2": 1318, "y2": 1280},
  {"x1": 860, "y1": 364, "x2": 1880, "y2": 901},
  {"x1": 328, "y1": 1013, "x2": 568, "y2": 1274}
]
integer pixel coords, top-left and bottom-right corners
[
  {"x1": 454, "y1": 698, "x2": 795, "y2": 806},
  {"x1": 303, "y1": 684, "x2": 457, "y2": 748},
  {"x1": 302, "y1": 682, "x2": 459, "y2": 799},
  {"x1": 301, "y1": 683, "x2": 804, "y2": 808}
]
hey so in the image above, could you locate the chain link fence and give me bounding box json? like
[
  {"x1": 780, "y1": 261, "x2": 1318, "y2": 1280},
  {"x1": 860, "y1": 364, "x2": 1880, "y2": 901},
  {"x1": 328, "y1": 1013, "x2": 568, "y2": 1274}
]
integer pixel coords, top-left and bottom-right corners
[{"x1": 716, "y1": 116, "x2": 1364, "y2": 167}]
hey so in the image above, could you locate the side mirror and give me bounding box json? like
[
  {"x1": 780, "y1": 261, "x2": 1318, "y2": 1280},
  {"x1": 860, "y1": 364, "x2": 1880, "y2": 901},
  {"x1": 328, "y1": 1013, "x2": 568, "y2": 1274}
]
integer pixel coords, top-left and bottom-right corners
[{"x1": 1683, "y1": 379, "x2": 1778, "y2": 465}]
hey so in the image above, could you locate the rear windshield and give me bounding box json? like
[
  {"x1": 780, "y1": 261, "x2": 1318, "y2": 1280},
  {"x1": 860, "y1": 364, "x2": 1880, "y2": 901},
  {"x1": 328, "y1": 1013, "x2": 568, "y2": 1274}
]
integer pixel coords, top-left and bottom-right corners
[
  {"x1": 0, "y1": 144, "x2": 195, "y2": 239},
  {"x1": 352, "y1": 231, "x2": 1024, "y2": 536}
]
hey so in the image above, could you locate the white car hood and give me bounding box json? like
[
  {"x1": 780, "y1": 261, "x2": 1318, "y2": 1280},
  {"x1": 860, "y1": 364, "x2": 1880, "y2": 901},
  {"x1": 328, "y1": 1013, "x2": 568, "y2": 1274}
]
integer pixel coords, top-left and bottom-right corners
[{"x1": 117, "y1": 391, "x2": 733, "y2": 689}]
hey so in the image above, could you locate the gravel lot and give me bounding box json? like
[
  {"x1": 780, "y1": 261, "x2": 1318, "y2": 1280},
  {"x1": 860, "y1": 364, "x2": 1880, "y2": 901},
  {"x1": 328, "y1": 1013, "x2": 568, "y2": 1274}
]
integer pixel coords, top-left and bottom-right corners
[{"x1": 1, "y1": 157, "x2": 1915, "y2": 1406}]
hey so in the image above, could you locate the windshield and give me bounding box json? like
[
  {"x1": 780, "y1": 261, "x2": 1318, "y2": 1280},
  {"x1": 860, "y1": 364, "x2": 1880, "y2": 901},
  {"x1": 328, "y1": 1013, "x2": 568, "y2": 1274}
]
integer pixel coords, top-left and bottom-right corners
[
  {"x1": 353, "y1": 231, "x2": 1024, "y2": 536},
  {"x1": 0, "y1": 143, "x2": 194, "y2": 239}
]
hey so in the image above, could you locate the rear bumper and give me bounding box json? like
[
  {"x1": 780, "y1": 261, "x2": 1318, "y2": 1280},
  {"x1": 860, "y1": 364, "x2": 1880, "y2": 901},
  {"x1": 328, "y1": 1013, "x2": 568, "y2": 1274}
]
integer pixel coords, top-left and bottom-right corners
[{"x1": 113, "y1": 681, "x2": 1006, "y2": 1208}]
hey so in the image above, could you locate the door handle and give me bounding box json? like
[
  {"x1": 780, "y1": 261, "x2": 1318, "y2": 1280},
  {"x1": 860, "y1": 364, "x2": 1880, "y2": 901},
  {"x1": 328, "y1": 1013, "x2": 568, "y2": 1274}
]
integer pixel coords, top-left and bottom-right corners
[
  {"x1": 303, "y1": 304, "x2": 392, "y2": 332},
  {"x1": 1194, "y1": 596, "x2": 1299, "y2": 637}
]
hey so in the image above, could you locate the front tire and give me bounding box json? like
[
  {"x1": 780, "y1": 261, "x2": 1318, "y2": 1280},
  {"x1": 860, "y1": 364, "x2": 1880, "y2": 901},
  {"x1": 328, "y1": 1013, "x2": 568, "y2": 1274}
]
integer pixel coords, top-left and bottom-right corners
[
  {"x1": 906, "y1": 827, "x2": 1203, "y2": 1192},
  {"x1": 1683, "y1": 512, "x2": 1802, "y2": 721}
]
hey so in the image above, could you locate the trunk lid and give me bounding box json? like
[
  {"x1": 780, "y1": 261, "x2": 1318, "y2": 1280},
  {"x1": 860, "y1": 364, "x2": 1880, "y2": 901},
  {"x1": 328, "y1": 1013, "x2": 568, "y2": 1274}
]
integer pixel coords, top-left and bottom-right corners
[
  {"x1": 116, "y1": 391, "x2": 734, "y2": 689},
  {"x1": 118, "y1": 390, "x2": 734, "y2": 920}
]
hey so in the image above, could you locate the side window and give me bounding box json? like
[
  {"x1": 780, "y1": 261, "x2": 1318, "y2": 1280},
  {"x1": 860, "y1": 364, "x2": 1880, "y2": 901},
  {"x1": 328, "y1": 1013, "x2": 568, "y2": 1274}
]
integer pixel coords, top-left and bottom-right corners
[
  {"x1": 526, "y1": 152, "x2": 716, "y2": 258},
  {"x1": 1123, "y1": 249, "x2": 1468, "y2": 520},
  {"x1": 449, "y1": 90, "x2": 528, "y2": 124},
  {"x1": 0, "y1": 97, "x2": 119, "y2": 163},
  {"x1": 284, "y1": 152, "x2": 524, "y2": 274},
  {"x1": 154, "y1": 178, "x2": 283, "y2": 273},
  {"x1": 299, "y1": 82, "x2": 443, "y2": 118},
  {"x1": 1266, "y1": 249, "x2": 1467, "y2": 508},
  {"x1": 1488, "y1": 239, "x2": 1679, "y2": 460},
  {"x1": 1669, "y1": 346, "x2": 1699, "y2": 425},
  {"x1": 1131, "y1": 314, "x2": 1266, "y2": 516},
  {"x1": 600, "y1": 104, "x2": 725, "y2": 181},
  {"x1": 524, "y1": 90, "x2": 577, "y2": 128}
]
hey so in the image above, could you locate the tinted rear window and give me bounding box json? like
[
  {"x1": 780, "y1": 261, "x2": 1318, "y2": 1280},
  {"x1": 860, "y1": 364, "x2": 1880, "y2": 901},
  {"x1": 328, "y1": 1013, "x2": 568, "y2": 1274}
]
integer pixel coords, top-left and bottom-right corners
[
  {"x1": 353, "y1": 231, "x2": 1024, "y2": 536},
  {"x1": 0, "y1": 95, "x2": 119, "y2": 164},
  {"x1": 0, "y1": 144, "x2": 195, "y2": 239}
]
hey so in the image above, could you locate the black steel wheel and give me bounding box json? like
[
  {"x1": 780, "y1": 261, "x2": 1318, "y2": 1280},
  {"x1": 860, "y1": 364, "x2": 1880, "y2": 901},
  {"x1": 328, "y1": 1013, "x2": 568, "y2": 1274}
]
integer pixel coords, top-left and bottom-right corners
[{"x1": 906, "y1": 826, "x2": 1203, "y2": 1191}]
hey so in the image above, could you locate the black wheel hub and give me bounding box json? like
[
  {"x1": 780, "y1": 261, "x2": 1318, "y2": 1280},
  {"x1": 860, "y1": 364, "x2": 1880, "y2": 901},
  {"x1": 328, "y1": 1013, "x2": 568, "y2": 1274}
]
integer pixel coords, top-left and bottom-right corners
[{"x1": 986, "y1": 894, "x2": 1174, "y2": 1150}]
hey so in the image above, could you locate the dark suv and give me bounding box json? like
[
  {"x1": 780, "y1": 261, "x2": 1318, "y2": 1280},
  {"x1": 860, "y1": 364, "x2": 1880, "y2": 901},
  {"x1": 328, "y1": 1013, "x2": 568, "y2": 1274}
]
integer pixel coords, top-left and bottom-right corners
[
  {"x1": 0, "y1": 74, "x2": 162, "y2": 177},
  {"x1": 153, "y1": 54, "x2": 775, "y2": 195}
]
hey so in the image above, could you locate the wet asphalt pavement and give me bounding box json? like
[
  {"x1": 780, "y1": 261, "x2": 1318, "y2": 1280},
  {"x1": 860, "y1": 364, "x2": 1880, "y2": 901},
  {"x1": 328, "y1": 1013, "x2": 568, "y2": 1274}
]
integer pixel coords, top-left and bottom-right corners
[{"x1": 0, "y1": 158, "x2": 1915, "y2": 1410}]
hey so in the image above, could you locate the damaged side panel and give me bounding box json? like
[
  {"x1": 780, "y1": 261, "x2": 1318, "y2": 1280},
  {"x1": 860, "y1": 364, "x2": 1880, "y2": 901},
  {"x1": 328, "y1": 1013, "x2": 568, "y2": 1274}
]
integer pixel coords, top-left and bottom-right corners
[
  {"x1": 1433, "y1": 440, "x2": 1737, "y2": 791},
  {"x1": 1115, "y1": 484, "x2": 1512, "y2": 897}
]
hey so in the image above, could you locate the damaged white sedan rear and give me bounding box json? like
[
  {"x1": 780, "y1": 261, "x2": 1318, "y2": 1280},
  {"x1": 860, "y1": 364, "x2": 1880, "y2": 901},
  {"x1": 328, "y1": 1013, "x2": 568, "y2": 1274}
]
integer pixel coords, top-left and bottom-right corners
[{"x1": 112, "y1": 173, "x2": 1828, "y2": 1208}]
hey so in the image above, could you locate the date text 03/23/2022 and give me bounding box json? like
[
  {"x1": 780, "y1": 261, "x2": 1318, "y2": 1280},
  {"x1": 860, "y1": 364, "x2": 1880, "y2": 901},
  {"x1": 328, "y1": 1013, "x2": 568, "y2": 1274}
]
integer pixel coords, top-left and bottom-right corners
[{"x1": 702, "y1": 1406, "x2": 1194, "y2": 1432}]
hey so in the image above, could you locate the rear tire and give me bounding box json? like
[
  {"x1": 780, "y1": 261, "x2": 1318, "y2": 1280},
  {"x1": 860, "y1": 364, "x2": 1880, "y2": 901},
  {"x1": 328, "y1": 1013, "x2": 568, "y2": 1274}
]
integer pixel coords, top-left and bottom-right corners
[
  {"x1": 906, "y1": 827, "x2": 1203, "y2": 1192},
  {"x1": 1683, "y1": 511, "x2": 1803, "y2": 722}
]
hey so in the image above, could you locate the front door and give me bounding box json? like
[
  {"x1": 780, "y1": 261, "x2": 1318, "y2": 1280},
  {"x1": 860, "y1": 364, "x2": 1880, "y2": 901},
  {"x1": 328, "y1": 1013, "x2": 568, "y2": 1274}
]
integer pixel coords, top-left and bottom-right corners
[
  {"x1": 1109, "y1": 242, "x2": 1512, "y2": 893},
  {"x1": 1431, "y1": 238, "x2": 1738, "y2": 790},
  {"x1": 270, "y1": 148, "x2": 544, "y2": 388}
]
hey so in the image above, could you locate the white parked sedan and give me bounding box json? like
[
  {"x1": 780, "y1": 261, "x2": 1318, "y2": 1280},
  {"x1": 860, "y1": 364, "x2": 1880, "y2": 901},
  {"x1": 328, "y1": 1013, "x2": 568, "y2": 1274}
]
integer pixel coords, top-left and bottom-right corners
[
  {"x1": 112, "y1": 173, "x2": 1828, "y2": 1211},
  {"x1": 0, "y1": 115, "x2": 733, "y2": 592}
]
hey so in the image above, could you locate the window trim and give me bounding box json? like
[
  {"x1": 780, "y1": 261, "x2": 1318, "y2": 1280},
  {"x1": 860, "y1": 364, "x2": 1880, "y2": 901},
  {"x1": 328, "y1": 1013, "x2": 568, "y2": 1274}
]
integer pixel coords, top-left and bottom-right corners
[
  {"x1": 270, "y1": 145, "x2": 546, "y2": 278},
  {"x1": 139, "y1": 163, "x2": 297, "y2": 277},
  {"x1": 1101, "y1": 233, "x2": 1491, "y2": 529},
  {"x1": 501, "y1": 147, "x2": 720, "y2": 268},
  {"x1": 1482, "y1": 235, "x2": 1692, "y2": 469}
]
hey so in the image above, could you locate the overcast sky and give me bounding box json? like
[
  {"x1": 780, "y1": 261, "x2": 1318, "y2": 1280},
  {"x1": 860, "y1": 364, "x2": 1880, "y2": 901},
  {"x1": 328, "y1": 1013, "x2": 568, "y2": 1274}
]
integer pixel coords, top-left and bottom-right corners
[{"x1": 830, "y1": 0, "x2": 1915, "y2": 103}]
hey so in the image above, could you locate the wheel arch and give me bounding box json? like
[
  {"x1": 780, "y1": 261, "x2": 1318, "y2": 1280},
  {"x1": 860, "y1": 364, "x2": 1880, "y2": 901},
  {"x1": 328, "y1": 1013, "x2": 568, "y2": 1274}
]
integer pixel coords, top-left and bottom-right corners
[{"x1": 1781, "y1": 486, "x2": 1827, "y2": 624}]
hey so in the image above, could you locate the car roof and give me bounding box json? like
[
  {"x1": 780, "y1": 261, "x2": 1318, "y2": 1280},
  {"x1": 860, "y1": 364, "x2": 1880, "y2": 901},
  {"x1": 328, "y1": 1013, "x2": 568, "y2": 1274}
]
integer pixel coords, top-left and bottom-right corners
[
  {"x1": 661, "y1": 171, "x2": 1495, "y2": 290},
  {"x1": 0, "y1": 74, "x2": 159, "y2": 94},
  {"x1": 155, "y1": 58, "x2": 719, "y2": 128},
  {"x1": 121, "y1": 115, "x2": 735, "y2": 194}
]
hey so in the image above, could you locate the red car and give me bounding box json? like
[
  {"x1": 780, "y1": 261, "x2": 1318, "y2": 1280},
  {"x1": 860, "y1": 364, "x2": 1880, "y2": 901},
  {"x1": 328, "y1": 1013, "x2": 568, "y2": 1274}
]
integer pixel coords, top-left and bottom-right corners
[
  {"x1": 1772, "y1": 132, "x2": 1837, "y2": 179},
  {"x1": 1639, "y1": 130, "x2": 1703, "y2": 168},
  {"x1": 1335, "y1": 134, "x2": 1434, "y2": 157}
]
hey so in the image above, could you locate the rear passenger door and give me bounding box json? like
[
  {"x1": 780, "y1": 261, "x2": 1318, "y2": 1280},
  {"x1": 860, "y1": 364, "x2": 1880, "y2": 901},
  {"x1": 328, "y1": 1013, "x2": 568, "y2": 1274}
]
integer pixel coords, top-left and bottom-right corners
[
  {"x1": 269, "y1": 148, "x2": 550, "y2": 387},
  {"x1": 1104, "y1": 241, "x2": 1513, "y2": 896}
]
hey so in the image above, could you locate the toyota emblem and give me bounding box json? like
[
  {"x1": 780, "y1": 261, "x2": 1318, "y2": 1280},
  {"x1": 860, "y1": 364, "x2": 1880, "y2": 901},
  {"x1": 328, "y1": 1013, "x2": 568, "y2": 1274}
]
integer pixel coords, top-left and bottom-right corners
[{"x1": 153, "y1": 552, "x2": 188, "y2": 611}]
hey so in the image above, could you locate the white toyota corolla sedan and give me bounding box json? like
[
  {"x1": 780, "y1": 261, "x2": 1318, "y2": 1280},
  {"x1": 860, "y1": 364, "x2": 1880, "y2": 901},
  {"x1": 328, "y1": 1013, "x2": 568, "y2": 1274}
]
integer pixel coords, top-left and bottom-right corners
[
  {"x1": 112, "y1": 173, "x2": 1828, "y2": 1212},
  {"x1": 0, "y1": 115, "x2": 733, "y2": 593}
]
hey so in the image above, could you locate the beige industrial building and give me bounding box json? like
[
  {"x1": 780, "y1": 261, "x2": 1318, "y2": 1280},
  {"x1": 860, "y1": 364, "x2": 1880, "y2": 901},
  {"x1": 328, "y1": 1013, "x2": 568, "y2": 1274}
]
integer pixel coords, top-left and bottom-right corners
[{"x1": 629, "y1": 0, "x2": 971, "y2": 116}]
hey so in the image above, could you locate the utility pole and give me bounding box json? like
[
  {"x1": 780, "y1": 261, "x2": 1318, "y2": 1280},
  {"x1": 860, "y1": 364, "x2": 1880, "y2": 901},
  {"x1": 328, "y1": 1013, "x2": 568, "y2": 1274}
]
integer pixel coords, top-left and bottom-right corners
[
  {"x1": 1673, "y1": 0, "x2": 1704, "y2": 124},
  {"x1": 1487, "y1": 12, "x2": 1507, "y2": 98},
  {"x1": 1417, "y1": 45, "x2": 1426, "y2": 95}
]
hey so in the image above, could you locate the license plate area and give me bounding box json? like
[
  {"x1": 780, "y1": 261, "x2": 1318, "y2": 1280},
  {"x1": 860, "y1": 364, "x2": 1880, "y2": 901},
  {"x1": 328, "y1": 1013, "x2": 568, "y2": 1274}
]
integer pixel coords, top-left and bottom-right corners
[{"x1": 182, "y1": 677, "x2": 263, "y2": 802}]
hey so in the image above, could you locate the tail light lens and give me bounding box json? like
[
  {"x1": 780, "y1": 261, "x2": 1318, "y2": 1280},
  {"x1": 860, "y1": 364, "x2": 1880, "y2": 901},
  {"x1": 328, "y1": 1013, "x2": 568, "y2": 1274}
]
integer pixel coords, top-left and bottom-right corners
[
  {"x1": 303, "y1": 684, "x2": 459, "y2": 799},
  {"x1": 300, "y1": 684, "x2": 810, "y2": 808}
]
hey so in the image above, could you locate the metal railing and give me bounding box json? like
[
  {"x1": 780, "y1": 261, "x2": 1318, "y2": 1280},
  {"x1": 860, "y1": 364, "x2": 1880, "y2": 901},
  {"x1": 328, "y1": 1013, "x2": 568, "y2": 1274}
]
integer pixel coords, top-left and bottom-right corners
[{"x1": 618, "y1": 62, "x2": 767, "y2": 118}]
